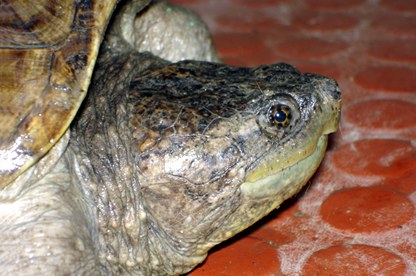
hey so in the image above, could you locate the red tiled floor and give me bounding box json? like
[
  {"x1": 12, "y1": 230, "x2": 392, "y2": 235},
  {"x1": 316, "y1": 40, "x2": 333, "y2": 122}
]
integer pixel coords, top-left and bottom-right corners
[
  {"x1": 366, "y1": 40, "x2": 416, "y2": 63},
  {"x1": 292, "y1": 13, "x2": 359, "y2": 33},
  {"x1": 276, "y1": 37, "x2": 350, "y2": 59},
  {"x1": 370, "y1": 15, "x2": 416, "y2": 37},
  {"x1": 169, "y1": 0, "x2": 416, "y2": 274},
  {"x1": 332, "y1": 139, "x2": 415, "y2": 178},
  {"x1": 191, "y1": 236, "x2": 282, "y2": 275},
  {"x1": 354, "y1": 66, "x2": 416, "y2": 93},
  {"x1": 305, "y1": 0, "x2": 366, "y2": 10},
  {"x1": 320, "y1": 186, "x2": 414, "y2": 232},
  {"x1": 302, "y1": 244, "x2": 407, "y2": 275}
]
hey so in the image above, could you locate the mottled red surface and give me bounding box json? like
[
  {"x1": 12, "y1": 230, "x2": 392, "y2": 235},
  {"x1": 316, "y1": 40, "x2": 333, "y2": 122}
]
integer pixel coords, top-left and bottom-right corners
[{"x1": 169, "y1": 0, "x2": 416, "y2": 274}]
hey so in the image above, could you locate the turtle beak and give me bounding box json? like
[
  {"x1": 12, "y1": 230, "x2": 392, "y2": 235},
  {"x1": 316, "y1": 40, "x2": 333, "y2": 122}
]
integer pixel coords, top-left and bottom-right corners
[{"x1": 321, "y1": 79, "x2": 342, "y2": 135}]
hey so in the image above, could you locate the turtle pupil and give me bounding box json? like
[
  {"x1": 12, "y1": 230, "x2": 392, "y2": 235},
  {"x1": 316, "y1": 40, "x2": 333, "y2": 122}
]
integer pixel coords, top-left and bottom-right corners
[
  {"x1": 274, "y1": 108, "x2": 287, "y2": 122},
  {"x1": 269, "y1": 104, "x2": 291, "y2": 127}
]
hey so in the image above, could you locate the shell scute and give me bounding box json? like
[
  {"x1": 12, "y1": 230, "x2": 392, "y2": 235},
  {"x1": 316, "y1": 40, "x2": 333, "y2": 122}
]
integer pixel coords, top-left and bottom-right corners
[{"x1": 0, "y1": 0, "x2": 118, "y2": 186}]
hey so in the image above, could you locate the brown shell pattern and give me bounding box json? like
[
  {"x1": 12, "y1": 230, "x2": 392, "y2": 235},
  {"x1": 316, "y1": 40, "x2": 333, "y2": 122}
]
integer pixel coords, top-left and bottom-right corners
[{"x1": 0, "y1": 0, "x2": 118, "y2": 186}]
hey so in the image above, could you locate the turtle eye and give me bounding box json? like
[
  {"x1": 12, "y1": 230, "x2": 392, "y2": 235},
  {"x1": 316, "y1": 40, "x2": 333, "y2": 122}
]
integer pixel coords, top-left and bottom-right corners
[
  {"x1": 269, "y1": 104, "x2": 292, "y2": 128},
  {"x1": 259, "y1": 94, "x2": 301, "y2": 137}
]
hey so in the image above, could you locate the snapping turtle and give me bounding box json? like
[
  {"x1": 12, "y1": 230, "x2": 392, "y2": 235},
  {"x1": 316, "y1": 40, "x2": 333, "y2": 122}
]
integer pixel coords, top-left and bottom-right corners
[{"x1": 0, "y1": 0, "x2": 341, "y2": 274}]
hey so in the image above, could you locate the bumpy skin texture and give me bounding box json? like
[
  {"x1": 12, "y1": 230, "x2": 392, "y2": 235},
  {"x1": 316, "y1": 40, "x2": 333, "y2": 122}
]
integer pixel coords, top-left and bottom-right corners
[
  {"x1": 68, "y1": 48, "x2": 340, "y2": 274},
  {"x1": 106, "y1": 0, "x2": 219, "y2": 62},
  {"x1": 130, "y1": 1, "x2": 219, "y2": 62}
]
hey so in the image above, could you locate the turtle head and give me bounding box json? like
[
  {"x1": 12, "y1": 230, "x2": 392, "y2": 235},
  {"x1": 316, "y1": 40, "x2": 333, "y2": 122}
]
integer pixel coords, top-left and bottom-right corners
[
  {"x1": 130, "y1": 61, "x2": 341, "y2": 270},
  {"x1": 72, "y1": 56, "x2": 341, "y2": 274}
]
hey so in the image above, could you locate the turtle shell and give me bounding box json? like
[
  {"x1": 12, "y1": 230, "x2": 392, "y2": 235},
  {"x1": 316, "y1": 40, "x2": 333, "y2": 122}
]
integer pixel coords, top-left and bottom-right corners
[{"x1": 0, "y1": 0, "x2": 120, "y2": 186}]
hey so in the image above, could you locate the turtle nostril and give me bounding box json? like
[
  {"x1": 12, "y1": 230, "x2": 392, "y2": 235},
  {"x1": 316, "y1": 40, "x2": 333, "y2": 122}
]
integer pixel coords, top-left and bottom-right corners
[
  {"x1": 332, "y1": 82, "x2": 342, "y2": 101},
  {"x1": 326, "y1": 79, "x2": 341, "y2": 101}
]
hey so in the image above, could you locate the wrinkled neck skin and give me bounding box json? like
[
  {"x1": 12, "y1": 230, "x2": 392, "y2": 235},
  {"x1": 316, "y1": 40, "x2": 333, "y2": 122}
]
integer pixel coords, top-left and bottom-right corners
[
  {"x1": 0, "y1": 133, "x2": 101, "y2": 274},
  {"x1": 69, "y1": 51, "x2": 245, "y2": 274},
  {"x1": 67, "y1": 53, "x2": 221, "y2": 274}
]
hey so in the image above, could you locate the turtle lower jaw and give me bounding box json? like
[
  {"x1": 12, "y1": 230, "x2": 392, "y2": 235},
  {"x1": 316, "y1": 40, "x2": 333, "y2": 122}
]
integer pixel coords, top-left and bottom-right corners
[{"x1": 241, "y1": 135, "x2": 328, "y2": 199}]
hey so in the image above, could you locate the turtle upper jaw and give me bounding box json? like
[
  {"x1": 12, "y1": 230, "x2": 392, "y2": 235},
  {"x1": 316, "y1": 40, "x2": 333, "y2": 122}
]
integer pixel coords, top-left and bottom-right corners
[{"x1": 241, "y1": 135, "x2": 328, "y2": 199}]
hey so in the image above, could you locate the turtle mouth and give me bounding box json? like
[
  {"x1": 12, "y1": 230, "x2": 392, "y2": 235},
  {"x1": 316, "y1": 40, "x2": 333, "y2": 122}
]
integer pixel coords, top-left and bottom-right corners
[{"x1": 241, "y1": 135, "x2": 328, "y2": 199}]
